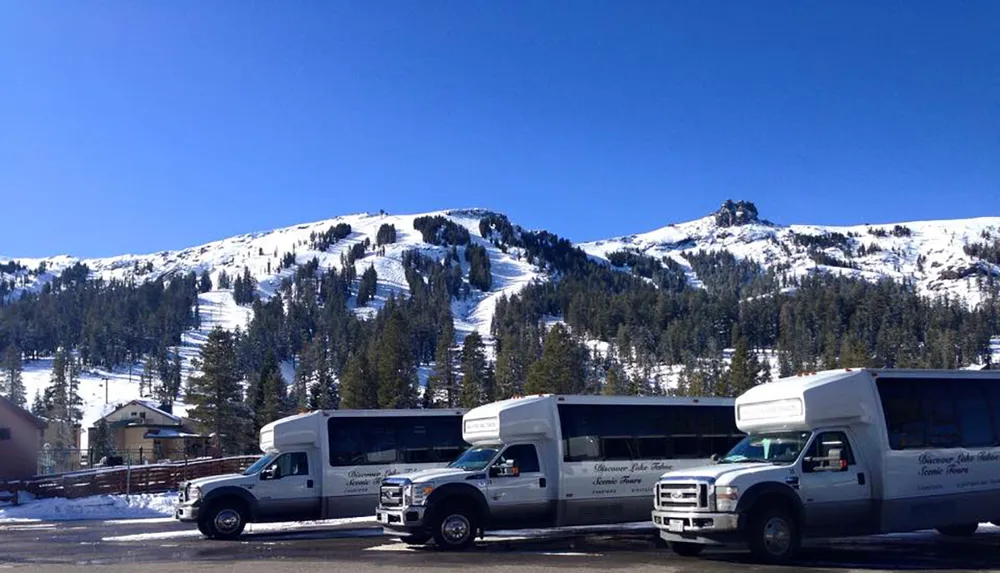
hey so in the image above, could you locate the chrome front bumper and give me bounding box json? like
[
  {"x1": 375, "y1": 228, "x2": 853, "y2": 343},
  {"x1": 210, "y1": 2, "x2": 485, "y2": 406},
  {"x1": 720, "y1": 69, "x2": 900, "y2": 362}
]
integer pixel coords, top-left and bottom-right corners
[
  {"x1": 376, "y1": 505, "x2": 428, "y2": 532},
  {"x1": 174, "y1": 502, "x2": 201, "y2": 522},
  {"x1": 652, "y1": 510, "x2": 742, "y2": 545}
]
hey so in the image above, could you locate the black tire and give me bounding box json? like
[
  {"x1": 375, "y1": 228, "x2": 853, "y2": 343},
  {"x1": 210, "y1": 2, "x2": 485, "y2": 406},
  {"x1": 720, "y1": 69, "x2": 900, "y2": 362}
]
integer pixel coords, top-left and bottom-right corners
[
  {"x1": 937, "y1": 523, "x2": 978, "y2": 537},
  {"x1": 400, "y1": 533, "x2": 431, "y2": 546},
  {"x1": 431, "y1": 504, "x2": 478, "y2": 551},
  {"x1": 196, "y1": 519, "x2": 214, "y2": 538},
  {"x1": 746, "y1": 505, "x2": 800, "y2": 564},
  {"x1": 670, "y1": 541, "x2": 705, "y2": 557},
  {"x1": 203, "y1": 502, "x2": 248, "y2": 540}
]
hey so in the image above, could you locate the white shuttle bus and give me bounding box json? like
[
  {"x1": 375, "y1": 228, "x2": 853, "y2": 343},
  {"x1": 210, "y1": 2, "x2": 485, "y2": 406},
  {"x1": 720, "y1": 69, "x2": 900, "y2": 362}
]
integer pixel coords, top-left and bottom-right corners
[
  {"x1": 174, "y1": 408, "x2": 466, "y2": 539},
  {"x1": 375, "y1": 394, "x2": 740, "y2": 549},
  {"x1": 651, "y1": 368, "x2": 1000, "y2": 563}
]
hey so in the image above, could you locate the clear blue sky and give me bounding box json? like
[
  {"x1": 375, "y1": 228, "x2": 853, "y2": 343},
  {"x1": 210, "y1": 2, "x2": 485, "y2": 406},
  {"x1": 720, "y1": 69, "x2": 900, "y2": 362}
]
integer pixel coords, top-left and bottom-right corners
[{"x1": 2, "y1": 1, "x2": 998, "y2": 258}]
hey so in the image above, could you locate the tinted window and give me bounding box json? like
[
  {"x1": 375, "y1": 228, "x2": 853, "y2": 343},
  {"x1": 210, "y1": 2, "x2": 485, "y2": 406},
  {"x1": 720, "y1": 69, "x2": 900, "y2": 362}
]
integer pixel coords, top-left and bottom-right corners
[
  {"x1": 558, "y1": 403, "x2": 741, "y2": 461},
  {"x1": 924, "y1": 382, "x2": 961, "y2": 448},
  {"x1": 878, "y1": 380, "x2": 926, "y2": 449},
  {"x1": 878, "y1": 378, "x2": 1000, "y2": 450},
  {"x1": 328, "y1": 415, "x2": 464, "y2": 466},
  {"x1": 954, "y1": 388, "x2": 995, "y2": 447},
  {"x1": 498, "y1": 444, "x2": 540, "y2": 473},
  {"x1": 274, "y1": 452, "x2": 309, "y2": 477}
]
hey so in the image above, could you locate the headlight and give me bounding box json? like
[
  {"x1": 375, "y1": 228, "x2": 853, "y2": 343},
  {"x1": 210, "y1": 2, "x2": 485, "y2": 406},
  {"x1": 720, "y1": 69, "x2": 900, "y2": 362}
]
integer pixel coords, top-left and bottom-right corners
[
  {"x1": 189, "y1": 486, "x2": 202, "y2": 501},
  {"x1": 412, "y1": 484, "x2": 434, "y2": 506},
  {"x1": 714, "y1": 486, "x2": 738, "y2": 512},
  {"x1": 402, "y1": 484, "x2": 413, "y2": 505}
]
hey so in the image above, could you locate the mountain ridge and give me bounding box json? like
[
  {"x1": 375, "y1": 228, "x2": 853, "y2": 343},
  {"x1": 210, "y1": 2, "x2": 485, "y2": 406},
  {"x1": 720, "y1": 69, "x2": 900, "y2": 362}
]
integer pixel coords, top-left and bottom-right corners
[{"x1": 4, "y1": 202, "x2": 1000, "y2": 314}]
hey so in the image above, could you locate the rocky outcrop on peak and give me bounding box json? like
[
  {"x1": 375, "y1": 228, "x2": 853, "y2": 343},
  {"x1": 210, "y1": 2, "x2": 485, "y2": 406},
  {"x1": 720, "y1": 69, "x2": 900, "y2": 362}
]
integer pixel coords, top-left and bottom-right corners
[{"x1": 714, "y1": 200, "x2": 760, "y2": 227}]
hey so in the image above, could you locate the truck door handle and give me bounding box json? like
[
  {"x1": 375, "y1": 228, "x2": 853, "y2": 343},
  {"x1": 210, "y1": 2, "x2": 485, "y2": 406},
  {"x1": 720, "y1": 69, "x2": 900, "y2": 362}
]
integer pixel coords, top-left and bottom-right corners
[
  {"x1": 307, "y1": 479, "x2": 314, "y2": 489},
  {"x1": 539, "y1": 477, "x2": 546, "y2": 488},
  {"x1": 857, "y1": 473, "x2": 865, "y2": 486}
]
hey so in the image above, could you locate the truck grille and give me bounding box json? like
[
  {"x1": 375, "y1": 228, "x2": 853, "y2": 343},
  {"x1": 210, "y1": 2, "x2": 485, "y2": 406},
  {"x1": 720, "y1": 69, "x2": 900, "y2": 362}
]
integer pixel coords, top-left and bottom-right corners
[
  {"x1": 379, "y1": 483, "x2": 404, "y2": 507},
  {"x1": 656, "y1": 481, "x2": 709, "y2": 511}
]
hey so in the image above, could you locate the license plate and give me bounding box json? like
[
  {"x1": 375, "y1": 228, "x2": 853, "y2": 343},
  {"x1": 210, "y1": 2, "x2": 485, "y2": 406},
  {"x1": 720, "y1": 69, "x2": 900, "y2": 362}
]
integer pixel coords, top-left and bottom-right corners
[{"x1": 668, "y1": 519, "x2": 684, "y2": 532}]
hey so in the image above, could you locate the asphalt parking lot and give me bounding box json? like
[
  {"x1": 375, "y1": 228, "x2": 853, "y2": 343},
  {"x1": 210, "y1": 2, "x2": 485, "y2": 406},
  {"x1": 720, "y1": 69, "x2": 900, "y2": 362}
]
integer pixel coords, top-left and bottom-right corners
[{"x1": 4, "y1": 518, "x2": 1000, "y2": 573}]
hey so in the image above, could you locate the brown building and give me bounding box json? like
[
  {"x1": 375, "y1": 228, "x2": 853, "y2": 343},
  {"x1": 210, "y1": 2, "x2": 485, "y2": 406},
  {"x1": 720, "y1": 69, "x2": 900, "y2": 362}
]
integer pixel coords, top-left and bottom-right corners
[
  {"x1": 89, "y1": 400, "x2": 210, "y2": 464},
  {"x1": 0, "y1": 396, "x2": 47, "y2": 481}
]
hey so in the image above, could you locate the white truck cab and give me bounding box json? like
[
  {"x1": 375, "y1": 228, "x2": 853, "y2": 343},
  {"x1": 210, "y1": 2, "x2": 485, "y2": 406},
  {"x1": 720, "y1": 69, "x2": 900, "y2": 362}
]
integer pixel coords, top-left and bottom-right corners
[
  {"x1": 174, "y1": 408, "x2": 465, "y2": 539},
  {"x1": 376, "y1": 394, "x2": 738, "y2": 549},
  {"x1": 652, "y1": 368, "x2": 1000, "y2": 564}
]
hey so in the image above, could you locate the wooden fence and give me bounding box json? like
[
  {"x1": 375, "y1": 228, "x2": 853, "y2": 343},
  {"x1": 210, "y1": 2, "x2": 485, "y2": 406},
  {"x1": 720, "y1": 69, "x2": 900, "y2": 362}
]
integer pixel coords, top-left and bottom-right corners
[{"x1": 0, "y1": 455, "x2": 260, "y2": 503}]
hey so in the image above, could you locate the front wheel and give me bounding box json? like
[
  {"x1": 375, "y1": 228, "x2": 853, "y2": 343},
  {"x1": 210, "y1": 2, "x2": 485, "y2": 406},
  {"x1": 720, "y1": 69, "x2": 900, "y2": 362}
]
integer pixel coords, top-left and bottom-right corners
[
  {"x1": 196, "y1": 519, "x2": 213, "y2": 538},
  {"x1": 432, "y1": 506, "x2": 478, "y2": 551},
  {"x1": 746, "y1": 506, "x2": 800, "y2": 564},
  {"x1": 937, "y1": 523, "x2": 978, "y2": 537},
  {"x1": 670, "y1": 541, "x2": 705, "y2": 557},
  {"x1": 202, "y1": 503, "x2": 247, "y2": 540}
]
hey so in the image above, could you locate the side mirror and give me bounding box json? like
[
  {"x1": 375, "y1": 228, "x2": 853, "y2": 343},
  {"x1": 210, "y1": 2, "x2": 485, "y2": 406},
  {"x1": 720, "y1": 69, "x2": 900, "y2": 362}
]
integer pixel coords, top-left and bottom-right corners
[
  {"x1": 710, "y1": 453, "x2": 721, "y2": 464},
  {"x1": 261, "y1": 466, "x2": 278, "y2": 480}
]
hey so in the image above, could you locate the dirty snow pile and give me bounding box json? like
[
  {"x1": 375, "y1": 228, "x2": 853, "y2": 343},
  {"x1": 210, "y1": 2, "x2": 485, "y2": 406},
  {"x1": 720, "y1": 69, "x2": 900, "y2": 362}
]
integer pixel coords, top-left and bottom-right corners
[{"x1": 0, "y1": 491, "x2": 177, "y2": 523}]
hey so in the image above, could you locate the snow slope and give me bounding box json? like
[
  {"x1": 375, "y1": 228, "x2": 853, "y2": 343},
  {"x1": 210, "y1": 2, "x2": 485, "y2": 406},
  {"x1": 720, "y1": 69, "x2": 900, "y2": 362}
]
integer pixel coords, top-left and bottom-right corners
[{"x1": 581, "y1": 212, "x2": 1000, "y2": 308}]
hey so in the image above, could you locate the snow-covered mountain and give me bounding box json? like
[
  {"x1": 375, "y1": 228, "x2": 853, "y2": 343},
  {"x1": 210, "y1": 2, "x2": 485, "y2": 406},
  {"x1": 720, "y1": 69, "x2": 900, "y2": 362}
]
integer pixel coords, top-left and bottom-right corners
[
  {"x1": 4, "y1": 201, "x2": 999, "y2": 450},
  {"x1": 581, "y1": 200, "x2": 1000, "y2": 309},
  {"x1": 1, "y1": 208, "x2": 543, "y2": 338}
]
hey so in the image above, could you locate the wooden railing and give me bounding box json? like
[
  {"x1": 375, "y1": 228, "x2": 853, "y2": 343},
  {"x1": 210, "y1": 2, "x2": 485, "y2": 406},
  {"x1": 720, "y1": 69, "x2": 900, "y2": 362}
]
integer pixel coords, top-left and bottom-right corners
[{"x1": 0, "y1": 455, "x2": 260, "y2": 502}]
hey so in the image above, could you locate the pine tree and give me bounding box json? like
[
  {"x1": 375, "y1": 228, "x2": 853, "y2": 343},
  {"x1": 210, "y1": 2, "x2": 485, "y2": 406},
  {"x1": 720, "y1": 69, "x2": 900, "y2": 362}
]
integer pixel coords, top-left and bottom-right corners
[
  {"x1": 493, "y1": 336, "x2": 527, "y2": 400},
  {"x1": 840, "y1": 334, "x2": 872, "y2": 368},
  {"x1": 43, "y1": 349, "x2": 69, "y2": 422},
  {"x1": 67, "y1": 351, "x2": 83, "y2": 424},
  {"x1": 31, "y1": 389, "x2": 45, "y2": 417},
  {"x1": 427, "y1": 320, "x2": 457, "y2": 407},
  {"x1": 376, "y1": 310, "x2": 418, "y2": 408},
  {"x1": 140, "y1": 357, "x2": 156, "y2": 398},
  {"x1": 459, "y1": 332, "x2": 492, "y2": 407},
  {"x1": 602, "y1": 360, "x2": 629, "y2": 395},
  {"x1": 186, "y1": 327, "x2": 250, "y2": 455},
  {"x1": 199, "y1": 270, "x2": 213, "y2": 293},
  {"x1": 255, "y1": 351, "x2": 287, "y2": 429},
  {"x1": 525, "y1": 324, "x2": 585, "y2": 395},
  {"x1": 726, "y1": 336, "x2": 761, "y2": 397},
  {"x1": 308, "y1": 342, "x2": 339, "y2": 410},
  {"x1": 91, "y1": 418, "x2": 116, "y2": 461},
  {"x1": 357, "y1": 265, "x2": 378, "y2": 306},
  {"x1": 217, "y1": 270, "x2": 231, "y2": 290},
  {"x1": 1, "y1": 345, "x2": 25, "y2": 407},
  {"x1": 340, "y1": 351, "x2": 378, "y2": 409}
]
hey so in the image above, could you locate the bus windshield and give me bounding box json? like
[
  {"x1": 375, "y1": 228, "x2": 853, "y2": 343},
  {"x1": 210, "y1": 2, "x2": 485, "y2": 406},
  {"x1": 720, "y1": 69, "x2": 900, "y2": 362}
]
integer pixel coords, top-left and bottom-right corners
[
  {"x1": 719, "y1": 431, "x2": 811, "y2": 465},
  {"x1": 448, "y1": 445, "x2": 500, "y2": 471},
  {"x1": 243, "y1": 453, "x2": 277, "y2": 476}
]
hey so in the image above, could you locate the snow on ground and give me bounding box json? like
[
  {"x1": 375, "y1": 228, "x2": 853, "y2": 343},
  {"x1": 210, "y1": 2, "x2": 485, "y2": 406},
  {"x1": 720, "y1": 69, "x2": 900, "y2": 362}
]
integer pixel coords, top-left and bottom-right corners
[{"x1": 0, "y1": 492, "x2": 177, "y2": 523}]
